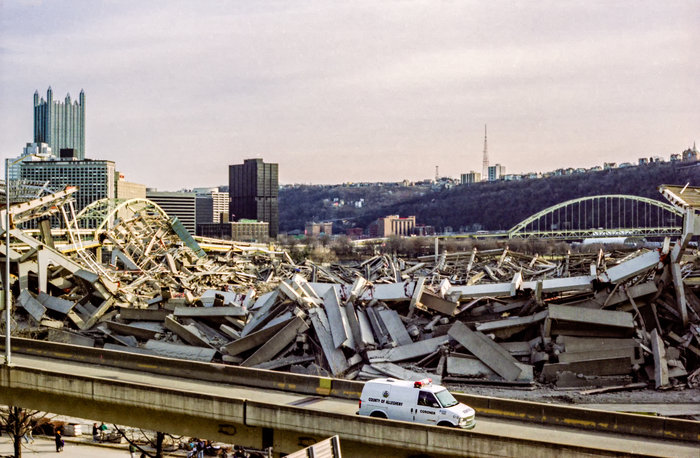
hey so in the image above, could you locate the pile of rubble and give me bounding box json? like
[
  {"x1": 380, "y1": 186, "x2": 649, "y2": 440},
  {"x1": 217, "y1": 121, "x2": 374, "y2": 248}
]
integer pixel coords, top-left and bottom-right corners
[{"x1": 3, "y1": 185, "x2": 700, "y2": 393}]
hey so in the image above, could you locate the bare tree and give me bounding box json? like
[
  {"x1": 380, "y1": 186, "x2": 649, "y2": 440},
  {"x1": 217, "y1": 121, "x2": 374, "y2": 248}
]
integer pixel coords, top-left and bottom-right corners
[
  {"x1": 112, "y1": 424, "x2": 171, "y2": 458},
  {"x1": 0, "y1": 405, "x2": 44, "y2": 458}
]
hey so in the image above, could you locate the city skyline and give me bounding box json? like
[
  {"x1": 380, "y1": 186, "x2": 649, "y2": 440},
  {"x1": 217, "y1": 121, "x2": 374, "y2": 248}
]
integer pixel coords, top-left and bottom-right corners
[{"x1": 1, "y1": 1, "x2": 698, "y2": 189}]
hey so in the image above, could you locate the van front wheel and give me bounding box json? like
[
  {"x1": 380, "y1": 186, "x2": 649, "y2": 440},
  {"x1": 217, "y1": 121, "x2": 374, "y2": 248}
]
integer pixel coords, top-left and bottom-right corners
[
  {"x1": 438, "y1": 421, "x2": 455, "y2": 428},
  {"x1": 370, "y1": 411, "x2": 387, "y2": 419}
]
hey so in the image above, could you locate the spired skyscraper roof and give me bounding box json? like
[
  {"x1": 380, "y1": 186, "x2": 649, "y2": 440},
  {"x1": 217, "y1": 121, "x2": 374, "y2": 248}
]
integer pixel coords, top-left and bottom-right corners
[{"x1": 33, "y1": 87, "x2": 86, "y2": 160}]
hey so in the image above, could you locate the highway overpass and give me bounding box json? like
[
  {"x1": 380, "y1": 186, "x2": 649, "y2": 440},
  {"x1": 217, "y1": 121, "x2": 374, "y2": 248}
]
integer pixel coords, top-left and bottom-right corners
[{"x1": 1, "y1": 338, "x2": 698, "y2": 457}]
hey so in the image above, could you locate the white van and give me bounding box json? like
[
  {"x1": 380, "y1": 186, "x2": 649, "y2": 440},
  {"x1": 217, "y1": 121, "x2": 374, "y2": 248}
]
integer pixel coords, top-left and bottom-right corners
[{"x1": 357, "y1": 378, "x2": 476, "y2": 429}]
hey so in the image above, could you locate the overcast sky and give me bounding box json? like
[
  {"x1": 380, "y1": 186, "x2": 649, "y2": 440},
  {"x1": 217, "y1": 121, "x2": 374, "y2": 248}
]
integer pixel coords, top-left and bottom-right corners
[{"x1": 1, "y1": 1, "x2": 698, "y2": 189}]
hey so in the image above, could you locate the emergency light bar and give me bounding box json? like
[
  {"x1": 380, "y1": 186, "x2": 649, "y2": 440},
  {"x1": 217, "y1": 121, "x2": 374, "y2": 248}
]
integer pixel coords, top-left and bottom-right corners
[{"x1": 413, "y1": 378, "x2": 432, "y2": 388}]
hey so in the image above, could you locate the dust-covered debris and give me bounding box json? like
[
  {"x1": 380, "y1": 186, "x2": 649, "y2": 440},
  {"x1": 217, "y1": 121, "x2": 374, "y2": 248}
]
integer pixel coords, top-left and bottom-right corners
[{"x1": 1, "y1": 184, "x2": 699, "y2": 399}]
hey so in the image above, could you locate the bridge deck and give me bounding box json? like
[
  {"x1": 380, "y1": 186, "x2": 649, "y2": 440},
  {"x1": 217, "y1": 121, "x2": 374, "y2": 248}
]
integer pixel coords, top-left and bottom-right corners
[{"x1": 6, "y1": 353, "x2": 698, "y2": 458}]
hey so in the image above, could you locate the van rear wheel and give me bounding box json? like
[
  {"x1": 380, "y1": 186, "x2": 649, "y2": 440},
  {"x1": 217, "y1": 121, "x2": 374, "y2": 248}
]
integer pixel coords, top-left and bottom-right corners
[{"x1": 370, "y1": 411, "x2": 387, "y2": 419}]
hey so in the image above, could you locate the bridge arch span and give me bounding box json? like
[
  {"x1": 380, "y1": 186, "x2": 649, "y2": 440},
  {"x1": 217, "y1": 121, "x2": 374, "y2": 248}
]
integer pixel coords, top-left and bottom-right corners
[
  {"x1": 75, "y1": 198, "x2": 169, "y2": 234},
  {"x1": 508, "y1": 194, "x2": 683, "y2": 239}
]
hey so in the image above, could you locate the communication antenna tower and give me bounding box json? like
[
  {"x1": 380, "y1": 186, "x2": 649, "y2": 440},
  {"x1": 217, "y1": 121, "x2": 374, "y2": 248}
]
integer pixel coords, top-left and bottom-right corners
[
  {"x1": 435, "y1": 165, "x2": 439, "y2": 182},
  {"x1": 482, "y1": 124, "x2": 489, "y2": 181}
]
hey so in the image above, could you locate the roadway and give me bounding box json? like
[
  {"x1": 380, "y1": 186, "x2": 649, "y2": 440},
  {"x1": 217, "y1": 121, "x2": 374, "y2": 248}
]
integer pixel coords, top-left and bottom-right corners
[
  {"x1": 9, "y1": 353, "x2": 699, "y2": 458},
  {"x1": 0, "y1": 437, "x2": 133, "y2": 458}
]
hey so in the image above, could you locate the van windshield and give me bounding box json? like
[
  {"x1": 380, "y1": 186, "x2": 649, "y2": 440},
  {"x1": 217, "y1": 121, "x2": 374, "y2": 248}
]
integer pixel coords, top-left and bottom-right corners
[{"x1": 435, "y1": 389, "x2": 459, "y2": 408}]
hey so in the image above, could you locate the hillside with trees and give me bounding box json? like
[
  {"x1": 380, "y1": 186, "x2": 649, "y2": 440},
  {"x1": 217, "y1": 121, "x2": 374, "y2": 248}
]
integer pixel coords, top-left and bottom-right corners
[{"x1": 279, "y1": 161, "x2": 698, "y2": 234}]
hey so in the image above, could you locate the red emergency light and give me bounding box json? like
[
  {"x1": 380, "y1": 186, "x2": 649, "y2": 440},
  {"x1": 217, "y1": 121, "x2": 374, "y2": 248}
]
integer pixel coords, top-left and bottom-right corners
[{"x1": 413, "y1": 378, "x2": 432, "y2": 388}]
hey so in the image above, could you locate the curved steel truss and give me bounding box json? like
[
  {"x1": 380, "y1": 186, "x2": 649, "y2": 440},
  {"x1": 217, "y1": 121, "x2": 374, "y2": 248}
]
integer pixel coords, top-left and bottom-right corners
[
  {"x1": 74, "y1": 198, "x2": 169, "y2": 234},
  {"x1": 508, "y1": 194, "x2": 684, "y2": 239}
]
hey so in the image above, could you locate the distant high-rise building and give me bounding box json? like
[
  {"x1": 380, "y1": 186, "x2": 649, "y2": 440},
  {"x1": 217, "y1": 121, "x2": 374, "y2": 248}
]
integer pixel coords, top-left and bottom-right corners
[
  {"x1": 146, "y1": 191, "x2": 197, "y2": 235},
  {"x1": 229, "y1": 158, "x2": 279, "y2": 238},
  {"x1": 34, "y1": 87, "x2": 86, "y2": 160},
  {"x1": 460, "y1": 171, "x2": 481, "y2": 185},
  {"x1": 7, "y1": 142, "x2": 54, "y2": 180},
  {"x1": 20, "y1": 159, "x2": 115, "y2": 227},
  {"x1": 196, "y1": 194, "x2": 214, "y2": 227},
  {"x1": 682, "y1": 142, "x2": 698, "y2": 162},
  {"x1": 116, "y1": 174, "x2": 146, "y2": 200},
  {"x1": 487, "y1": 164, "x2": 505, "y2": 181}
]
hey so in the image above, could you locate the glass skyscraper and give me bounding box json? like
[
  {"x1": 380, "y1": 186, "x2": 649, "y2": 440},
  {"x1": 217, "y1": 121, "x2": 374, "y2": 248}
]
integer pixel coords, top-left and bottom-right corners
[{"x1": 34, "y1": 87, "x2": 86, "y2": 160}]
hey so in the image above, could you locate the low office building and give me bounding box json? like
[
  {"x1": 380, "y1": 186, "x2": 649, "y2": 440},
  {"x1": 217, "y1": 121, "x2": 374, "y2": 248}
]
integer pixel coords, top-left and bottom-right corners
[
  {"x1": 231, "y1": 219, "x2": 269, "y2": 242},
  {"x1": 305, "y1": 221, "x2": 333, "y2": 236},
  {"x1": 369, "y1": 215, "x2": 416, "y2": 237},
  {"x1": 197, "y1": 219, "x2": 269, "y2": 242}
]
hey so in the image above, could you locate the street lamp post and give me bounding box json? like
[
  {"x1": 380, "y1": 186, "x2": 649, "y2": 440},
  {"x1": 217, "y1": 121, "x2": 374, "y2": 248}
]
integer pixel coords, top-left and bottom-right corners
[
  {"x1": 4, "y1": 157, "x2": 12, "y2": 365},
  {"x1": 3, "y1": 155, "x2": 37, "y2": 366}
]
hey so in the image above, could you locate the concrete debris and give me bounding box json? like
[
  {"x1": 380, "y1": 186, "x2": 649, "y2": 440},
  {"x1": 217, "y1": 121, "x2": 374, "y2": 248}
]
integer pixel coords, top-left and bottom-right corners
[{"x1": 1, "y1": 185, "x2": 699, "y2": 393}]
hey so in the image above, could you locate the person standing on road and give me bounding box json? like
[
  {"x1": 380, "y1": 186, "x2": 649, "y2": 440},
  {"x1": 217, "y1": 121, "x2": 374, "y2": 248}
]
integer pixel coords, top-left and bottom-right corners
[
  {"x1": 54, "y1": 429, "x2": 64, "y2": 452},
  {"x1": 22, "y1": 424, "x2": 34, "y2": 443},
  {"x1": 99, "y1": 421, "x2": 109, "y2": 441},
  {"x1": 129, "y1": 443, "x2": 138, "y2": 458},
  {"x1": 92, "y1": 423, "x2": 100, "y2": 441}
]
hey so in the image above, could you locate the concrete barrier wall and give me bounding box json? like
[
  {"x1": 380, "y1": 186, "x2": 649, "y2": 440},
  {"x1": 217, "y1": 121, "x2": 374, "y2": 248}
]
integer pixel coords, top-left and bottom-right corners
[
  {"x1": 452, "y1": 392, "x2": 700, "y2": 443},
  {"x1": 4, "y1": 337, "x2": 698, "y2": 443}
]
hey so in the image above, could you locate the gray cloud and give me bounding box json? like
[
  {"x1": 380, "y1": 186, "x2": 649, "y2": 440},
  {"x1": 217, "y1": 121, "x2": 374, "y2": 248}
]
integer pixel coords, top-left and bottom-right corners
[{"x1": 1, "y1": 1, "x2": 698, "y2": 188}]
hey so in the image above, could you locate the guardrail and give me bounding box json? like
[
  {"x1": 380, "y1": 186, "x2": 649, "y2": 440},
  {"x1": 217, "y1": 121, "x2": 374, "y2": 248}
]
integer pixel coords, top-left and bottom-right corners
[{"x1": 3, "y1": 337, "x2": 698, "y2": 443}]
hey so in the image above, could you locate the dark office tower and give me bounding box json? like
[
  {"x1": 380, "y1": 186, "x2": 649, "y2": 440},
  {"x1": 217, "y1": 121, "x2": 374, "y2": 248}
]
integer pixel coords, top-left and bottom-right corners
[
  {"x1": 229, "y1": 158, "x2": 279, "y2": 238},
  {"x1": 34, "y1": 87, "x2": 86, "y2": 160}
]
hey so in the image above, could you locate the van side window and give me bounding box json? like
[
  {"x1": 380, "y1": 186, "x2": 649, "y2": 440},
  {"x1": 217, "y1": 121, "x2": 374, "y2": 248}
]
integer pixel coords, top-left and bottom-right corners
[{"x1": 418, "y1": 391, "x2": 440, "y2": 408}]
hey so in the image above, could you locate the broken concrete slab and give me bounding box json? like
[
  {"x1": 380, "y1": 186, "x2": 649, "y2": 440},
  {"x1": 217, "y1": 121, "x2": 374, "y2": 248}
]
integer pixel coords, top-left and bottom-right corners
[
  {"x1": 446, "y1": 354, "x2": 533, "y2": 382},
  {"x1": 241, "y1": 316, "x2": 309, "y2": 367},
  {"x1": 18, "y1": 289, "x2": 46, "y2": 323},
  {"x1": 356, "y1": 309, "x2": 377, "y2": 348},
  {"x1": 173, "y1": 305, "x2": 246, "y2": 321},
  {"x1": 476, "y1": 310, "x2": 548, "y2": 340},
  {"x1": 37, "y1": 292, "x2": 75, "y2": 315},
  {"x1": 365, "y1": 306, "x2": 389, "y2": 348},
  {"x1": 362, "y1": 281, "x2": 415, "y2": 302},
  {"x1": 378, "y1": 308, "x2": 412, "y2": 346},
  {"x1": 117, "y1": 307, "x2": 170, "y2": 322},
  {"x1": 80, "y1": 297, "x2": 115, "y2": 331},
  {"x1": 164, "y1": 315, "x2": 214, "y2": 348},
  {"x1": 321, "y1": 287, "x2": 348, "y2": 349},
  {"x1": 367, "y1": 335, "x2": 450, "y2": 363},
  {"x1": 105, "y1": 320, "x2": 160, "y2": 340},
  {"x1": 447, "y1": 321, "x2": 522, "y2": 381},
  {"x1": 600, "y1": 250, "x2": 661, "y2": 284},
  {"x1": 418, "y1": 291, "x2": 459, "y2": 316},
  {"x1": 541, "y1": 356, "x2": 633, "y2": 383},
  {"x1": 309, "y1": 308, "x2": 349, "y2": 377},
  {"x1": 545, "y1": 304, "x2": 634, "y2": 338},
  {"x1": 241, "y1": 291, "x2": 280, "y2": 336},
  {"x1": 651, "y1": 328, "x2": 669, "y2": 389},
  {"x1": 371, "y1": 362, "x2": 442, "y2": 385},
  {"x1": 222, "y1": 318, "x2": 291, "y2": 356},
  {"x1": 254, "y1": 355, "x2": 315, "y2": 370},
  {"x1": 143, "y1": 339, "x2": 216, "y2": 362}
]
